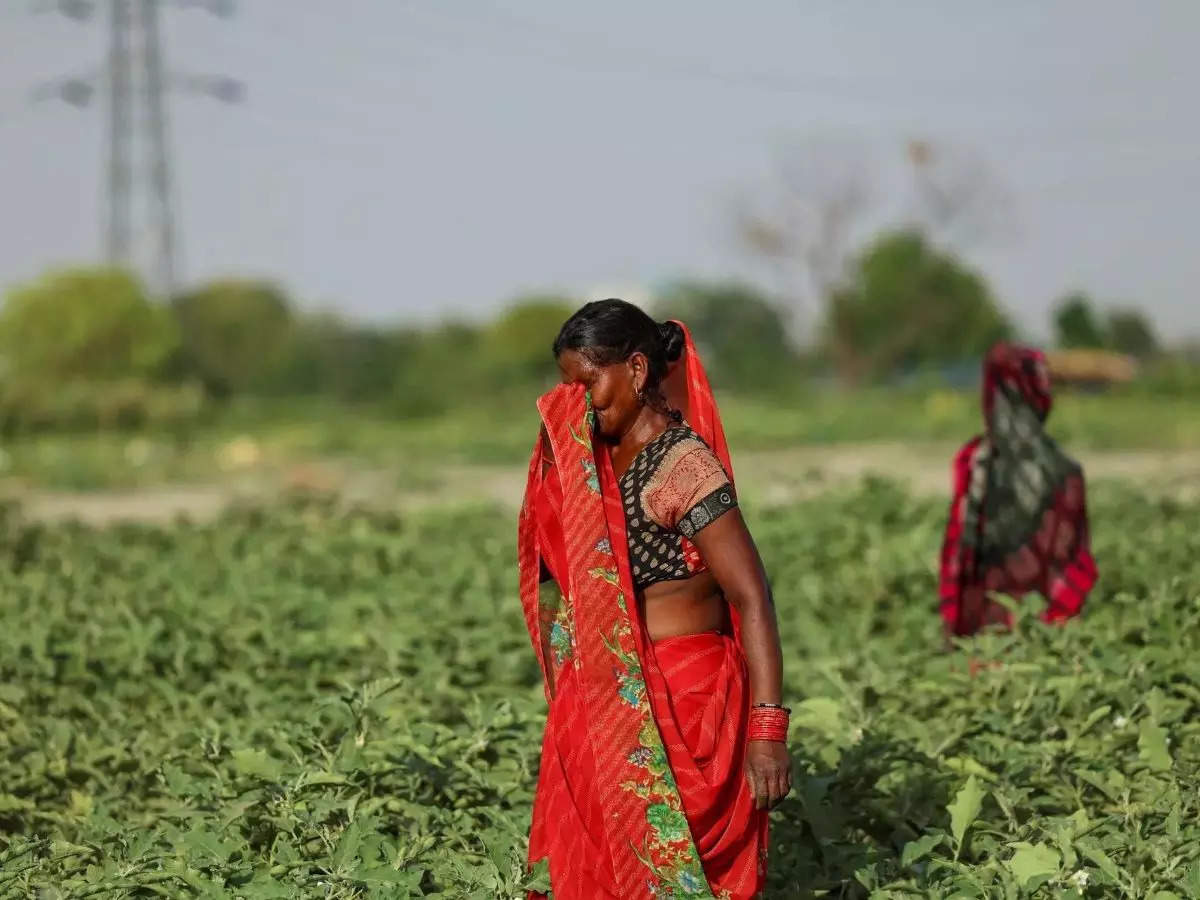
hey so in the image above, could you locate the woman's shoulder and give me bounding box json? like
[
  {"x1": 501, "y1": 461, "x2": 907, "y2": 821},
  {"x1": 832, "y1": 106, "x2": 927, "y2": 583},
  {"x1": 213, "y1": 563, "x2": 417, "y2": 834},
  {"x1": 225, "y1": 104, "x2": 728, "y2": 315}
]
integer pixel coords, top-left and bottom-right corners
[
  {"x1": 632, "y1": 425, "x2": 734, "y2": 531},
  {"x1": 637, "y1": 425, "x2": 722, "y2": 477}
]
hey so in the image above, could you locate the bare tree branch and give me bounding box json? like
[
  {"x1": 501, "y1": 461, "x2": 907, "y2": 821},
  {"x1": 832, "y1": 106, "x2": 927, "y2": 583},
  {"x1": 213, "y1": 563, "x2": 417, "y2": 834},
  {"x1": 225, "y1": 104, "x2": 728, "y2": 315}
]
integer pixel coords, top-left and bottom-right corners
[
  {"x1": 906, "y1": 139, "x2": 1017, "y2": 249},
  {"x1": 735, "y1": 139, "x2": 875, "y2": 341}
]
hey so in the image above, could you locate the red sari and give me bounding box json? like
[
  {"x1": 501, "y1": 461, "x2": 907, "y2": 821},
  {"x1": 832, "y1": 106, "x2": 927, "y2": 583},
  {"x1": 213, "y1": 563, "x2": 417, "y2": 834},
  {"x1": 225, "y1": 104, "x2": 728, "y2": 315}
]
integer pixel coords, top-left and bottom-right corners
[
  {"x1": 517, "y1": 325, "x2": 767, "y2": 899},
  {"x1": 939, "y1": 343, "x2": 1098, "y2": 636}
]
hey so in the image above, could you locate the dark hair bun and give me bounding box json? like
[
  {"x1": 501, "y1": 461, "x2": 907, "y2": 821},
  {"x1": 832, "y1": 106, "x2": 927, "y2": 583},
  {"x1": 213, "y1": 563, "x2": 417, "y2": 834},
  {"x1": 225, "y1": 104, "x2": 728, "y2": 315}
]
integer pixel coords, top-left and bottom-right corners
[{"x1": 659, "y1": 320, "x2": 685, "y2": 363}]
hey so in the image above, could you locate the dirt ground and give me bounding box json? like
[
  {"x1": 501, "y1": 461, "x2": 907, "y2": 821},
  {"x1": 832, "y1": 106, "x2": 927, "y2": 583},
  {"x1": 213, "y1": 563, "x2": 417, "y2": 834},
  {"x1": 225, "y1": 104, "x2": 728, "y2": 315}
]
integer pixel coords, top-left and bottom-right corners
[{"x1": 10, "y1": 443, "x2": 1200, "y2": 526}]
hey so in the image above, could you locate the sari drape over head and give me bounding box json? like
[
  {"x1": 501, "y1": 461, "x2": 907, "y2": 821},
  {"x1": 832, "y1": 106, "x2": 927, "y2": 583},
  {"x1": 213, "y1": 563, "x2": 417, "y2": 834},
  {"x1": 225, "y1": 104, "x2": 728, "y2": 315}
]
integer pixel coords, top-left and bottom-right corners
[
  {"x1": 517, "y1": 324, "x2": 767, "y2": 899},
  {"x1": 939, "y1": 342, "x2": 1098, "y2": 636}
]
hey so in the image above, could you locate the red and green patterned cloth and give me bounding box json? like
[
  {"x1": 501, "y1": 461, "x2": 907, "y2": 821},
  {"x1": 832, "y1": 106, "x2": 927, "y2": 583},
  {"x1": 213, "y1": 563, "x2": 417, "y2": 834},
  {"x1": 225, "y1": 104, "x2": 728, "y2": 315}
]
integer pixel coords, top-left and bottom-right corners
[
  {"x1": 940, "y1": 343, "x2": 1098, "y2": 636},
  {"x1": 517, "y1": 324, "x2": 766, "y2": 899}
]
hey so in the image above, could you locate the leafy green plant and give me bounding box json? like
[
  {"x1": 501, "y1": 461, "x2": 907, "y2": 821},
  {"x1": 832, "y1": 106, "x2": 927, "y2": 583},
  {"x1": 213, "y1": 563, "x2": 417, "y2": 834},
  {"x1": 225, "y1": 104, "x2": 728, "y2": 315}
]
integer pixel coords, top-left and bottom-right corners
[{"x1": 0, "y1": 481, "x2": 1196, "y2": 897}]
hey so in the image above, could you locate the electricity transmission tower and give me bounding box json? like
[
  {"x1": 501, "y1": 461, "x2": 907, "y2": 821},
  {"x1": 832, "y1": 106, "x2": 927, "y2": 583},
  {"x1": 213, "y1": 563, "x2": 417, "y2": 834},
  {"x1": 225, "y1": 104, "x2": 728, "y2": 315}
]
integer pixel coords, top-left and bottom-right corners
[{"x1": 33, "y1": 0, "x2": 243, "y2": 298}]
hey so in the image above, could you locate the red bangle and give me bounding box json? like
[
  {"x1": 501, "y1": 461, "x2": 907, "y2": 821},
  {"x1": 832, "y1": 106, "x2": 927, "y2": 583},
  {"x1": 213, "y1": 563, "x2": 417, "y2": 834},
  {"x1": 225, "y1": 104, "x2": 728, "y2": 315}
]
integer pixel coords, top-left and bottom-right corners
[{"x1": 748, "y1": 705, "x2": 790, "y2": 743}]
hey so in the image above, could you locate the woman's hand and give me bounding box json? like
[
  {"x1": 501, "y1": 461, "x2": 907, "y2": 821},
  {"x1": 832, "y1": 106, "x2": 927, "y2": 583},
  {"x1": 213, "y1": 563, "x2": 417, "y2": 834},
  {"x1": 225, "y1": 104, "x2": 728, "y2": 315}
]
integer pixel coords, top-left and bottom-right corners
[{"x1": 744, "y1": 741, "x2": 791, "y2": 810}]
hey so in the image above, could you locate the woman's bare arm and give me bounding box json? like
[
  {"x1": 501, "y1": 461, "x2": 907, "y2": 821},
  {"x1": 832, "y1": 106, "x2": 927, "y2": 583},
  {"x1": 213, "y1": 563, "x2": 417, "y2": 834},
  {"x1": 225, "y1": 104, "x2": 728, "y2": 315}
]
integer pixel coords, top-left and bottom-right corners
[
  {"x1": 691, "y1": 511, "x2": 782, "y2": 703},
  {"x1": 690, "y1": 509, "x2": 790, "y2": 808}
]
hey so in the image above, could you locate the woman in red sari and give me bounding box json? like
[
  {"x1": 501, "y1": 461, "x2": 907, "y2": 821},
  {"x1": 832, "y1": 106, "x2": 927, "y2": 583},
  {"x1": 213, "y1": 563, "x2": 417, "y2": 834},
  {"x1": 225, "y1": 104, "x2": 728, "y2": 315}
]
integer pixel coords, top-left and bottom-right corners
[
  {"x1": 939, "y1": 342, "x2": 1098, "y2": 636},
  {"x1": 518, "y1": 299, "x2": 790, "y2": 899}
]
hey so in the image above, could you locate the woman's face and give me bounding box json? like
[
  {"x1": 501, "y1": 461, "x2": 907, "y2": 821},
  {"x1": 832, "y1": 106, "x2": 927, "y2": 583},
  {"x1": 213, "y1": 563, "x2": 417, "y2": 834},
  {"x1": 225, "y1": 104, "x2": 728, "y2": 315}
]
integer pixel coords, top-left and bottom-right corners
[{"x1": 557, "y1": 349, "x2": 648, "y2": 440}]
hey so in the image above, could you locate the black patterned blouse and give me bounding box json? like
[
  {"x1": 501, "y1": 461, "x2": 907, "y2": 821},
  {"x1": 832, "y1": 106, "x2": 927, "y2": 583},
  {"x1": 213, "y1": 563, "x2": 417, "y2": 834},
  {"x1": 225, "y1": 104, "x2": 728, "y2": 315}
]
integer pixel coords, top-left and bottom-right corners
[{"x1": 618, "y1": 425, "x2": 737, "y2": 591}]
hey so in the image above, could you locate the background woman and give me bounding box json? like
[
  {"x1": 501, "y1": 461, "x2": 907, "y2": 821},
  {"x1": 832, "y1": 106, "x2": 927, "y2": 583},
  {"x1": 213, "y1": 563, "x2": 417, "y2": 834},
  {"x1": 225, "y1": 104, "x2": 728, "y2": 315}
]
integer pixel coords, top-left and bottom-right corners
[
  {"x1": 517, "y1": 299, "x2": 790, "y2": 899},
  {"x1": 940, "y1": 342, "x2": 1098, "y2": 636}
]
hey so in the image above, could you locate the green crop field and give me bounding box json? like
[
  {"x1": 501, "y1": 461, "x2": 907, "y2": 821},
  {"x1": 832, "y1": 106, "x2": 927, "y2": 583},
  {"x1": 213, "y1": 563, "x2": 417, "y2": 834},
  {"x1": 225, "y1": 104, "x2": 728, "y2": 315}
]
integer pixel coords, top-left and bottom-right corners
[{"x1": 2, "y1": 481, "x2": 1198, "y2": 898}]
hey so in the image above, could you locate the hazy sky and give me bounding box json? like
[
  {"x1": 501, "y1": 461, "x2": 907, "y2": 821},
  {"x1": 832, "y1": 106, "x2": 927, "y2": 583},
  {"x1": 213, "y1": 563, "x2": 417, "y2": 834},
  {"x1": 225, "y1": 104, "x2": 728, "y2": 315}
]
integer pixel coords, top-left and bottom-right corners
[{"x1": 2, "y1": 1, "x2": 1197, "y2": 338}]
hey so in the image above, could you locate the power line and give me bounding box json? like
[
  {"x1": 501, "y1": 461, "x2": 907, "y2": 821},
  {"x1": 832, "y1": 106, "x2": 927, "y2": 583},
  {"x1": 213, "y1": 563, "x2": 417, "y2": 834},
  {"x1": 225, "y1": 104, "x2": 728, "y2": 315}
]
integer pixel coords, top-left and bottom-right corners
[
  {"x1": 196, "y1": 5, "x2": 1190, "y2": 156},
  {"x1": 229, "y1": 3, "x2": 1189, "y2": 154},
  {"x1": 402, "y1": 2, "x2": 1150, "y2": 108},
  {"x1": 30, "y1": 0, "x2": 243, "y2": 297}
]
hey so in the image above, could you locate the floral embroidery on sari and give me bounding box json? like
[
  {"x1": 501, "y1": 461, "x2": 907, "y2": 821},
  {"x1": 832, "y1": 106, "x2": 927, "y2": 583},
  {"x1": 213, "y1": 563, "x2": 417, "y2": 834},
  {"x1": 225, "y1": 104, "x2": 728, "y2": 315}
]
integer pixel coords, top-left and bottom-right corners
[{"x1": 548, "y1": 598, "x2": 576, "y2": 669}]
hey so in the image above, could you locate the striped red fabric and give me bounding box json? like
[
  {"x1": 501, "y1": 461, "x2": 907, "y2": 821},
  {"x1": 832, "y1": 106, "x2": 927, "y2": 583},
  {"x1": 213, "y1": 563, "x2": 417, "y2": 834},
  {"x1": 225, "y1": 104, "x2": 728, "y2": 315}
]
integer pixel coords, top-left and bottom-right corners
[
  {"x1": 517, "y1": 330, "x2": 768, "y2": 899},
  {"x1": 644, "y1": 632, "x2": 766, "y2": 896}
]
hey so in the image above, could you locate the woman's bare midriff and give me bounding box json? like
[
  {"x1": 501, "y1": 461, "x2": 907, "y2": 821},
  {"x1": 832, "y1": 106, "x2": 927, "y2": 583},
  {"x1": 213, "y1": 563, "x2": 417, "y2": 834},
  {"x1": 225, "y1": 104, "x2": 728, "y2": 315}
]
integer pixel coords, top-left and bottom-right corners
[{"x1": 640, "y1": 570, "x2": 729, "y2": 642}]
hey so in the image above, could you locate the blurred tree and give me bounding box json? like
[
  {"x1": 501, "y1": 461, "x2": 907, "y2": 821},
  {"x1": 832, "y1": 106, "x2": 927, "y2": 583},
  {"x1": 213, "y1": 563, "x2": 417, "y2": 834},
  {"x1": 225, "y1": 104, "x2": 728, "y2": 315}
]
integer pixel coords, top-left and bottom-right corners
[
  {"x1": 171, "y1": 279, "x2": 294, "y2": 397},
  {"x1": 394, "y1": 320, "x2": 486, "y2": 417},
  {"x1": 0, "y1": 266, "x2": 177, "y2": 380},
  {"x1": 1052, "y1": 293, "x2": 1108, "y2": 349},
  {"x1": 737, "y1": 138, "x2": 1014, "y2": 344},
  {"x1": 275, "y1": 313, "x2": 414, "y2": 401},
  {"x1": 655, "y1": 281, "x2": 796, "y2": 389},
  {"x1": 1105, "y1": 307, "x2": 1159, "y2": 359},
  {"x1": 824, "y1": 229, "x2": 1012, "y2": 384},
  {"x1": 481, "y1": 295, "x2": 575, "y2": 387}
]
